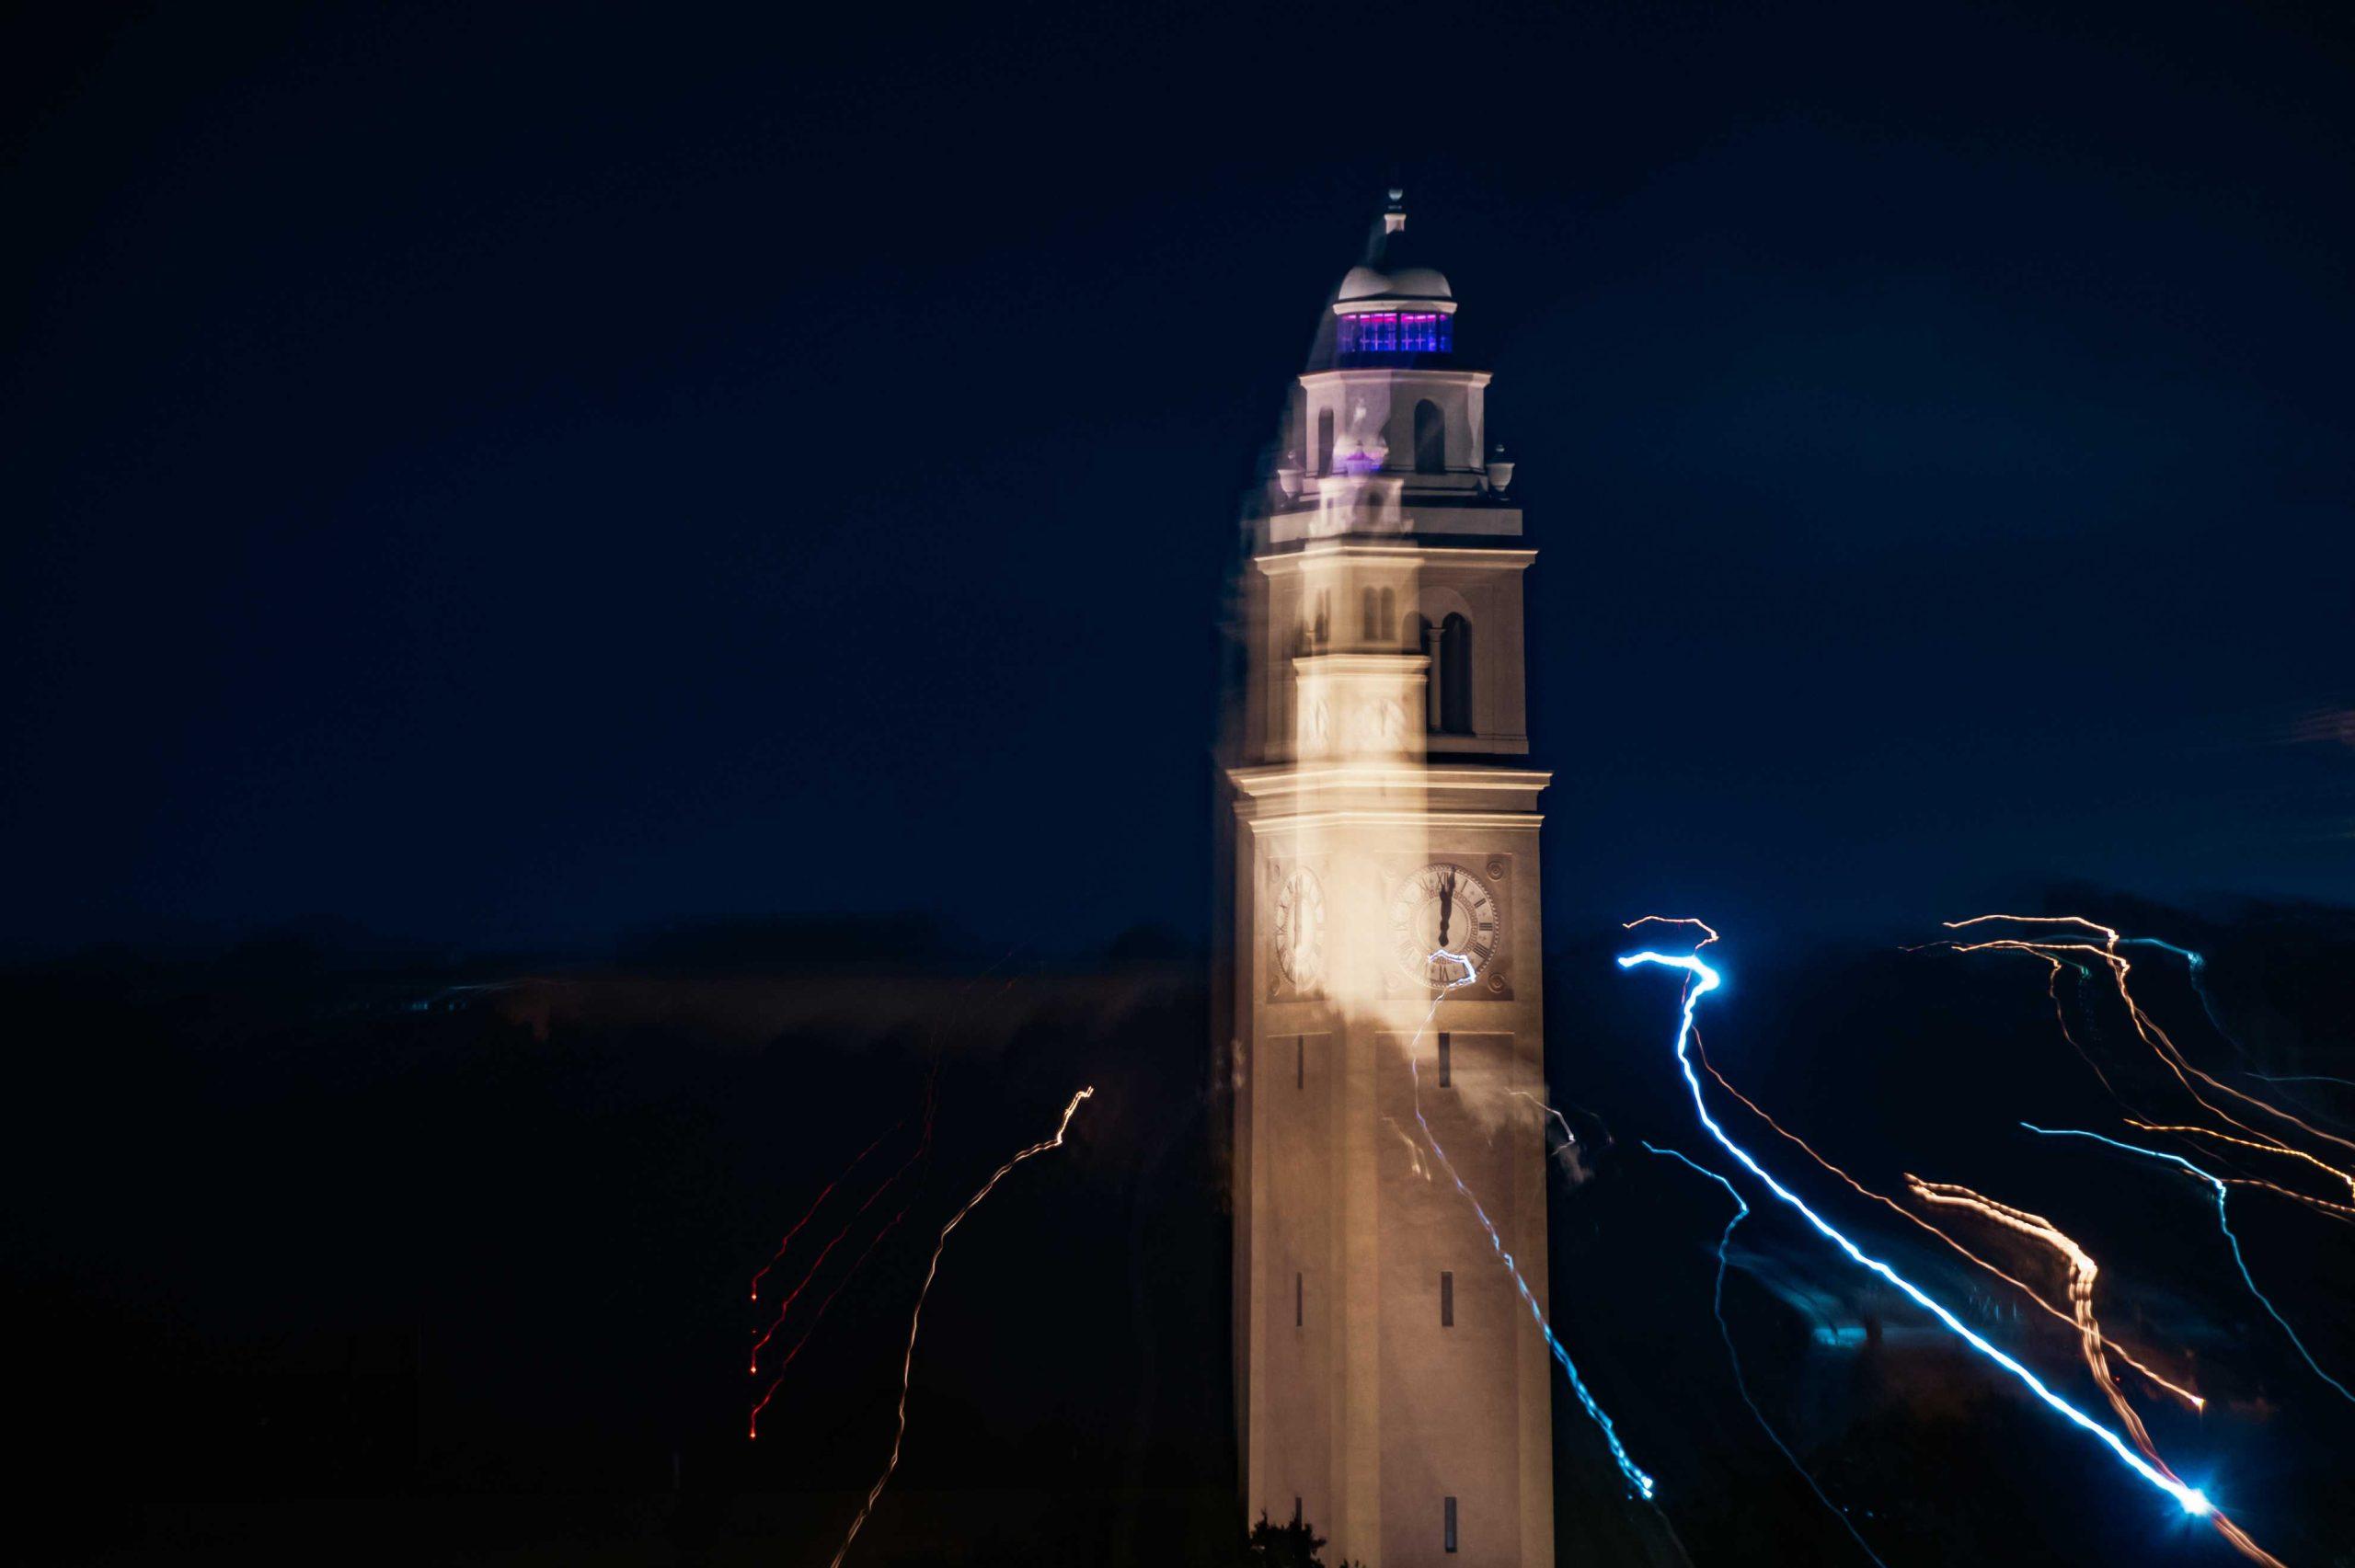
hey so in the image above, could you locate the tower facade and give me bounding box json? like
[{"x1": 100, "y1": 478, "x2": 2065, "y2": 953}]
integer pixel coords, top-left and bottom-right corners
[{"x1": 1222, "y1": 197, "x2": 1554, "y2": 1567}]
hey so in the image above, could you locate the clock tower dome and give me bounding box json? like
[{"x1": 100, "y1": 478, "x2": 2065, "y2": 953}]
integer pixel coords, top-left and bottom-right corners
[{"x1": 1219, "y1": 195, "x2": 1556, "y2": 1566}]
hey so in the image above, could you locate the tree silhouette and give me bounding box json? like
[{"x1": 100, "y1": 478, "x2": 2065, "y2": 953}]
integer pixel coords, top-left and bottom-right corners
[{"x1": 1242, "y1": 1505, "x2": 1361, "y2": 1568}]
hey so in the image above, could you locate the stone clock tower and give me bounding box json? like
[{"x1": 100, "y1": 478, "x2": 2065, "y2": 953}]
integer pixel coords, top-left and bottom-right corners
[{"x1": 1219, "y1": 195, "x2": 1555, "y2": 1567}]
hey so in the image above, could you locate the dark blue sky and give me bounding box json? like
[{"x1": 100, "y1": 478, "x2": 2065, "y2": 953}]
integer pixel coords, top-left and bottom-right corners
[{"x1": 5, "y1": 1, "x2": 2350, "y2": 958}]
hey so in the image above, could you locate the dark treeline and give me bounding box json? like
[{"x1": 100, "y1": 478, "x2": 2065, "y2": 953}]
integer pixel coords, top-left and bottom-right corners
[{"x1": 7, "y1": 893, "x2": 2351, "y2": 1564}]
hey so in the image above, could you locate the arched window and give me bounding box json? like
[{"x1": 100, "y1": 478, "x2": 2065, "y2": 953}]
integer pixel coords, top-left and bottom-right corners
[
  {"x1": 1414, "y1": 399, "x2": 1445, "y2": 475},
  {"x1": 1315, "y1": 409, "x2": 1337, "y2": 475},
  {"x1": 1409, "y1": 613, "x2": 1437, "y2": 730},
  {"x1": 1439, "y1": 613, "x2": 1473, "y2": 734},
  {"x1": 1361, "y1": 588, "x2": 1379, "y2": 641},
  {"x1": 1378, "y1": 588, "x2": 1396, "y2": 642}
]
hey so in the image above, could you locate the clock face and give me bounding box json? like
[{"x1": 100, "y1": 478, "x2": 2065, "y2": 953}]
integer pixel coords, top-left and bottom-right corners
[
  {"x1": 1389, "y1": 862, "x2": 1500, "y2": 989},
  {"x1": 1271, "y1": 866, "x2": 1327, "y2": 990}
]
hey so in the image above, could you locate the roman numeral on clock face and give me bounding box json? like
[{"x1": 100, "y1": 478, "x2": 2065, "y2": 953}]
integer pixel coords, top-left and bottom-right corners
[{"x1": 1388, "y1": 861, "x2": 1501, "y2": 988}]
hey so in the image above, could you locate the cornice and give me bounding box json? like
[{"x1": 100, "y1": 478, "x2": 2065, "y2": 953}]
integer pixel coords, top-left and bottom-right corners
[{"x1": 1256, "y1": 544, "x2": 1537, "y2": 575}]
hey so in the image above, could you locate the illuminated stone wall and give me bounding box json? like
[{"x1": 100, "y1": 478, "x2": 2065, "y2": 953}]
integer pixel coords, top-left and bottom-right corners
[{"x1": 1224, "y1": 205, "x2": 1557, "y2": 1568}]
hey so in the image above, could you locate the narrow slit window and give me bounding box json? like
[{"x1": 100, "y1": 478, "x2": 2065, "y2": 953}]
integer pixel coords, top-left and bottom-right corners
[
  {"x1": 1439, "y1": 613, "x2": 1473, "y2": 734},
  {"x1": 1438, "y1": 1031, "x2": 1452, "y2": 1088},
  {"x1": 1295, "y1": 1272, "x2": 1304, "y2": 1327},
  {"x1": 1295, "y1": 1036, "x2": 1304, "y2": 1090},
  {"x1": 1441, "y1": 1270, "x2": 1454, "y2": 1327},
  {"x1": 1444, "y1": 1496, "x2": 1458, "y2": 1553}
]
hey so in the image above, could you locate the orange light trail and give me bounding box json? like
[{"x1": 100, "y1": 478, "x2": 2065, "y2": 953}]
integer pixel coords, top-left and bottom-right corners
[
  {"x1": 1620, "y1": 942, "x2": 2213, "y2": 1516},
  {"x1": 2124, "y1": 1118, "x2": 2355, "y2": 1206},
  {"x1": 1965, "y1": 942, "x2": 2120, "y2": 1098},
  {"x1": 2026, "y1": 1122, "x2": 2355, "y2": 1408},
  {"x1": 824, "y1": 1086, "x2": 1094, "y2": 1568},
  {"x1": 1904, "y1": 1178, "x2": 2280, "y2": 1566},
  {"x1": 1944, "y1": 916, "x2": 2355, "y2": 1173},
  {"x1": 2219, "y1": 1177, "x2": 2355, "y2": 1219},
  {"x1": 1625, "y1": 914, "x2": 1719, "y2": 947},
  {"x1": 1693, "y1": 1034, "x2": 2202, "y2": 1409}
]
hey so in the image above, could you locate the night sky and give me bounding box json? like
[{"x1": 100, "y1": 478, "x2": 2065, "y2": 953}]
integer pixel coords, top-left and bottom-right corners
[{"x1": 6, "y1": 1, "x2": 2352, "y2": 962}]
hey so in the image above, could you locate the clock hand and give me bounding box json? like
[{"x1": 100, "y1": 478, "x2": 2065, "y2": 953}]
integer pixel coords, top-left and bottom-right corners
[{"x1": 1436, "y1": 869, "x2": 1455, "y2": 950}]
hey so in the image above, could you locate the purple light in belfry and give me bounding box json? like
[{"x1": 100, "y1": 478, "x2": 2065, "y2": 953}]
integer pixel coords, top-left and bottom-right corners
[{"x1": 1338, "y1": 311, "x2": 1450, "y2": 355}]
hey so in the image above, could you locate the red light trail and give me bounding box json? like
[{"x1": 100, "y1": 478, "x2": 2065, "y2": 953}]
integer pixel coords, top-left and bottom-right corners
[
  {"x1": 746, "y1": 1185, "x2": 925, "y2": 1438},
  {"x1": 749, "y1": 1082, "x2": 938, "y2": 1372},
  {"x1": 750, "y1": 1119, "x2": 900, "y2": 1303}
]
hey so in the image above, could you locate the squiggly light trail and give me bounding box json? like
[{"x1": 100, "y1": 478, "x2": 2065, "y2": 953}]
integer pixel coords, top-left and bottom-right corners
[
  {"x1": 750, "y1": 1119, "x2": 899, "y2": 1301},
  {"x1": 2122, "y1": 1118, "x2": 2355, "y2": 1205},
  {"x1": 828, "y1": 1086, "x2": 1094, "y2": 1568},
  {"x1": 1616, "y1": 942, "x2": 2213, "y2": 1517},
  {"x1": 749, "y1": 1085, "x2": 939, "y2": 1436},
  {"x1": 2021, "y1": 1123, "x2": 2354, "y2": 1407},
  {"x1": 2105, "y1": 935, "x2": 2338, "y2": 1134},
  {"x1": 1405, "y1": 950, "x2": 1657, "y2": 1500},
  {"x1": 1511, "y1": 1088, "x2": 1593, "y2": 1185},
  {"x1": 1945, "y1": 918, "x2": 2355, "y2": 1223},
  {"x1": 1690, "y1": 1033, "x2": 2203, "y2": 1409},
  {"x1": 1645, "y1": 1142, "x2": 1888, "y2": 1566},
  {"x1": 2120, "y1": 936, "x2": 2260, "y2": 1081},
  {"x1": 747, "y1": 1186, "x2": 922, "y2": 1438},
  {"x1": 1946, "y1": 916, "x2": 2355, "y2": 1175},
  {"x1": 1905, "y1": 1176, "x2": 2282, "y2": 1566},
  {"x1": 750, "y1": 1099, "x2": 935, "y2": 1369},
  {"x1": 1383, "y1": 1115, "x2": 1432, "y2": 1181},
  {"x1": 1511, "y1": 1087, "x2": 1579, "y2": 1149}
]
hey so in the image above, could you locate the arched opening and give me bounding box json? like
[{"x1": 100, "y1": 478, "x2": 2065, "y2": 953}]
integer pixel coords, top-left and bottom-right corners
[
  {"x1": 1378, "y1": 588, "x2": 1396, "y2": 642},
  {"x1": 1408, "y1": 613, "x2": 1437, "y2": 731},
  {"x1": 1315, "y1": 409, "x2": 1337, "y2": 475},
  {"x1": 1361, "y1": 588, "x2": 1379, "y2": 642},
  {"x1": 1439, "y1": 613, "x2": 1472, "y2": 734},
  {"x1": 1413, "y1": 399, "x2": 1445, "y2": 474}
]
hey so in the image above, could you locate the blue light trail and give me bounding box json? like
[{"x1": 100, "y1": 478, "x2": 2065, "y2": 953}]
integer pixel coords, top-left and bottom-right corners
[
  {"x1": 1407, "y1": 950, "x2": 1657, "y2": 1501},
  {"x1": 1616, "y1": 944, "x2": 2213, "y2": 1517},
  {"x1": 2021, "y1": 1123, "x2": 2355, "y2": 1405},
  {"x1": 1644, "y1": 1141, "x2": 1889, "y2": 1566},
  {"x1": 2122, "y1": 936, "x2": 2245, "y2": 1064}
]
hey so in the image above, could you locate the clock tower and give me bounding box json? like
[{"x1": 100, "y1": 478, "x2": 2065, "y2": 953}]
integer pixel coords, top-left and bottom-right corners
[{"x1": 1219, "y1": 195, "x2": 1555, "y2": 1567}]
